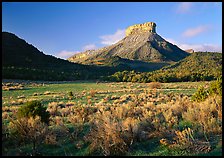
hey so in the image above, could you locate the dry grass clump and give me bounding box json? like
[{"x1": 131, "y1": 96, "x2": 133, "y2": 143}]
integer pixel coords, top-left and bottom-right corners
[
  {"x1": 86, "y1": 101, "x2": 167, "y2": 155},
  {"x1": 17, "y1": 95, "x2": 25, "y2": 99},
  {"x1": 44, "y1": 91, "x2": 52, "y2": 95},
  {"x1": 182, "y1": 95, "x2": 222, "y2": 135},
  {"x1": 156, "y1": 95, "x2": 191, "y2": 122},
  {"x1": 53, "y1": 116, "x2": 64, "y2": 126},
  {"x1": 160, "y1": 128, "x2": 211, "y2": 153},
  {"x1": 89, "y1": 89, "x2": 97, "y2": 97},
  {"x1": 2, "y1": 106, "x2": 11, "y2": 112},
  {"x1": 8, "y1": 99, "x2": 25, "y2": 106},
  {"x1": 60, "y1": 108, "x2": 71, "y2": 117},
  {"x1": 2, "y1": 106, "x2": 19, "y2": 117},
  {"x1": 67, "y1": 106, "x2": 98, "y2": 125},
  {"x1": 33, "y1": 93, "x2": 38, "y2": 96},
  {"x1": 2, "y1": 84, "x2": 24, "y2": 91},
  {"x1": 122, "y1": 117, "x2": 141, "y2": 144},
  {"x1": 45, "y1": 132, "x2": 57, "y2": 145},
  {"x1": 148, "y1": 82, "x2": 162, "y2": 89},
  {"x1": 113, "y1": 94, "x2": 132, "y2": 104},
  {"x1": 2, "y1": 112, "x2": 9, "y2": 120},
  {"x1": 47, "y1": 101, "x2": 68, "y2": 117},
  {"x1": 47, "y1": 102, "x2": 60, "y2": 116},
  {"x1": 86, "y1": 111, "x2": 129, "y2": 156}
]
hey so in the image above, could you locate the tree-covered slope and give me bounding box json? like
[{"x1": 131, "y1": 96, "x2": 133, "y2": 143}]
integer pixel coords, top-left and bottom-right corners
[
  {"x1": 158, "y1": 52, "x2": 222, "y2": 79},
  {"x1": 107, "y1": 52, "x2": 222, "y2": 82},
  {"x1": 2, "y1": 32, "x2": 118, "y2": 80}
]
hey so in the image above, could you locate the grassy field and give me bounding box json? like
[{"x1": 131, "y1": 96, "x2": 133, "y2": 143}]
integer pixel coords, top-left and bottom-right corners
[
  {"x1": 2, "y1": 80, "x2": 209, "y2": 106},
  {"x1": 2, "y1": 80, "x2": 222, "y2": 156}
]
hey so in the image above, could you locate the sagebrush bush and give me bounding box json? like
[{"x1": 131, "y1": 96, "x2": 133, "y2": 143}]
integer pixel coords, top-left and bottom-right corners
[
  {"x1": 160, "y1": 128, "x2": 211, "y2": 153},
  {"x1": 148, "y1": 82, "x2": 162, "y2": 89},
  {"x1": 89, "y1": 89, "x2": 96, "y2": 97},
  {"x1": 182, "y1": 95, "x2": 222, "y2": 135},
  {"x1": 8, "y1": 116, "x2": 51, "y2": 155},
  {"x1": 86, "y1": 111, "x2": 129, "y2": 156}
]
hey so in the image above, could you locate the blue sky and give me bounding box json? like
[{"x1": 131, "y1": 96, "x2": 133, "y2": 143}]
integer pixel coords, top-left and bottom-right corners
[{"x1": 2, "y1": 2, "x2": 222, "y2": 59}]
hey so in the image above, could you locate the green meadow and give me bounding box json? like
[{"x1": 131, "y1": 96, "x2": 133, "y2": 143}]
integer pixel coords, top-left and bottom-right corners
[{"x1": 2, "y1": 80, "x2": 222, "y2": 156}]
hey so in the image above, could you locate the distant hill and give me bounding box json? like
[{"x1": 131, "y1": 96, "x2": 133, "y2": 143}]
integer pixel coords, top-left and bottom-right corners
[
  {"x1": 2, "y1": 32, "x2": 118, "y2": 80},
  {"x1": 157, "y1": 52, "x2": 222, "y2": 81},
  {"x1": 2, "y1": 32, "x2": 82, "y2": 69},
  {"x1": 68, "y1": 22, "x2": 189, "y2": 66},
  {"x1": 107, "y1": 52, "x2": 222, "y2": 82}
]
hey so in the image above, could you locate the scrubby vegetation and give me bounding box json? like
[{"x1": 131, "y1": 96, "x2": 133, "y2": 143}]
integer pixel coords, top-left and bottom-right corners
[
  {"x1": 192, "y1": 78, "x2": 222, "y2": 102},
  {"x1": 2, "y1": 80, "x2": 222, "y2": 156},
  {"x1": 106, "y1": 52, "x2": 222, "y2": 83}
]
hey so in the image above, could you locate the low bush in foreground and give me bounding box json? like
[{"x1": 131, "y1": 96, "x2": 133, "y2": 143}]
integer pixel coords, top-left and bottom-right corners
[{"x1": 17, "y1": 100, "x2": 50, "y2": 124}]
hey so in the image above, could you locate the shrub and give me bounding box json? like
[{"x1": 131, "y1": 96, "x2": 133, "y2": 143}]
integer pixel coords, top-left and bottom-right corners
[
  {"x1": 17, "y1": 100, "x2": 50, "y2": 124},
  {"x1": 191, "y1": 86, "x2": 208, "y2": 102},
  {"x1": 89, "y1": 89, "x2": 96, "y2": 97},
  {"x1": 86, "y1": 111, "x2": 129, "y2": 156},
  {"x1": 148, "y1": 82, "x2": 162, "y2": 89},
  {"x1": 208, "y1": 78, "x2": 222, "y2": 96},
  {"x1": 192, "y1": 78, "x2": 222, "y2": 102},
  {"x1": 68, "y1": 91, "x2": 74, "y2": 97},
  {"x1": 8, "y1": 116, "x2": 50, "y2": 155},
  {"x1": 182, "y1": 95, "x2": 222, "y2": 135},
  {"x1": 161, "y1": 128, "x2": 211, "y2": 153}
]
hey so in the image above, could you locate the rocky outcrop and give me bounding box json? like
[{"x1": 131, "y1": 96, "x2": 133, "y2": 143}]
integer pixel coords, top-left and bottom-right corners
[{"x1": 125, "y1": 22, "x2": 156, "y2": 36}]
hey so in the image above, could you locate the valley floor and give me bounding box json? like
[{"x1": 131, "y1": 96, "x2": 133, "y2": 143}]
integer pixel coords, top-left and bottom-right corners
[{"x1": 2, "y1": 80, "x2": 222, "y2": 156}]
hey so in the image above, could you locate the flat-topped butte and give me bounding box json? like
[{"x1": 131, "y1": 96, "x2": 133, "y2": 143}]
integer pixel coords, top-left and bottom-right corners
[{"x1": 125, "y1": 22, "x2": 156, "y2": 36}]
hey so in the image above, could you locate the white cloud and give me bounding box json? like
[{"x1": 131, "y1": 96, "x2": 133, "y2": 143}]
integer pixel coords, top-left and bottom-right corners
[
  {"x1": 182, "y1": 25, "x2": 210, "y2": 38},
  {"x1": 100, "y1": 29, "x2": 125, "y2": 45},
  {"x1": 82, "y1": 44, "x2": 97, "y2": 51},
  {"x1": 165, "y1": 38, "x2": 222, "y2": 52},
  {"x1": 56, "y1": 50, "x2": 79, "y2": 59},
  {"x1": 176, "y1": 2, "x2": 193, "y2": 13}
]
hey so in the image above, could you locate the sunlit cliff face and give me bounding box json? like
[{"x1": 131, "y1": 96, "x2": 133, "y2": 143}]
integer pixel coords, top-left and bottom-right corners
[{"x1": 125, "y1": 22, "x2": 156, "y2": 36}]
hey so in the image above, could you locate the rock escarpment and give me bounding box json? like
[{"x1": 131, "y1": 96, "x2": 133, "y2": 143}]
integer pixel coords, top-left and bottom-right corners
[
  {"x1": 125, "y1": 22, "x2": 156, "y2": 36},
  {"x1": 68, "y1": 22, "x2": 189, "y2": 65}
]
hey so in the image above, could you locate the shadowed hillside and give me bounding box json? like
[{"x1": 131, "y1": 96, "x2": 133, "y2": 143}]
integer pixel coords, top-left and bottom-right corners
[{"x1": 2, "y1": 32, "x2": 119, "y2": 80}]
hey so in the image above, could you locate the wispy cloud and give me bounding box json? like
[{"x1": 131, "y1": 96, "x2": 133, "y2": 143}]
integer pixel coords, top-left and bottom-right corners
[
  {"x1": 56, "y1": 50, "x2": 79, "y2": 59},
  {"x1": 176, "y1": 2, "x2": 193, "y2": 13},
  {"x1": 166, "y1": 38, "x2": 222, "y2": 52},
  {"x1": 100, "y1": 29, "x2": 125, "y2": 45},
  {"x1": 82, "y1": 44, "x2": 97, "y2": 51},
  {"x1": 182, "y1": 25, "x2": 210, "y2": 38}
]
